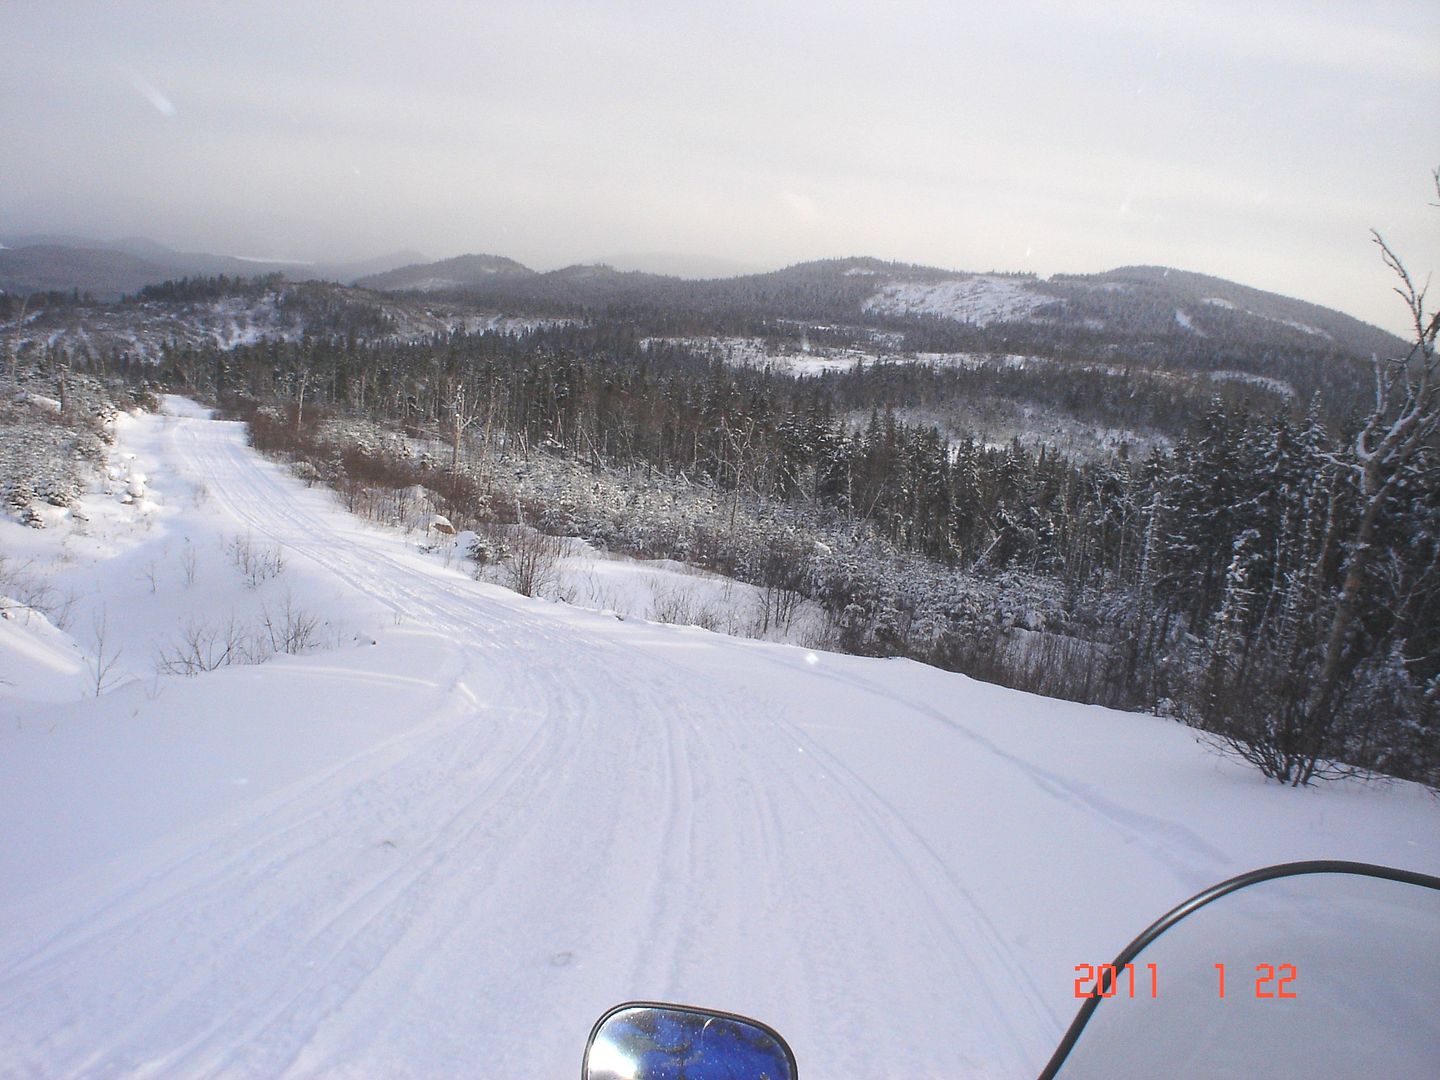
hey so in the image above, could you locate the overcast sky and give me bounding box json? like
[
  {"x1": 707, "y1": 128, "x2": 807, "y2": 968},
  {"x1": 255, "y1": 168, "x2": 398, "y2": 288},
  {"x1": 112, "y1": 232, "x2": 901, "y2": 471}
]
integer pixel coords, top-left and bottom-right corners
[{"x1": 4, "y1": 0, "x2": 1437, "y2": 332}]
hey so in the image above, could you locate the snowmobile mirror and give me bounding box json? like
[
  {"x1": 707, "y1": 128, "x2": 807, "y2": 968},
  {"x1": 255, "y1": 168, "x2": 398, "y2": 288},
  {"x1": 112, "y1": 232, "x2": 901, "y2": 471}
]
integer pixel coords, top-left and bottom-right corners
[{"x1": 584, "y1": 1001, "x2": 797, "y2": 1080}]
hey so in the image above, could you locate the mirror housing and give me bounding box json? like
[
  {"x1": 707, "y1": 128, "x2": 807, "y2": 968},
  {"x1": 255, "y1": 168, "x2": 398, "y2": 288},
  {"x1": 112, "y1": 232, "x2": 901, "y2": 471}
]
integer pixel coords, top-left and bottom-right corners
[{"x1": 584, "y1": 1001, "x2": 797, "y2": 1080}]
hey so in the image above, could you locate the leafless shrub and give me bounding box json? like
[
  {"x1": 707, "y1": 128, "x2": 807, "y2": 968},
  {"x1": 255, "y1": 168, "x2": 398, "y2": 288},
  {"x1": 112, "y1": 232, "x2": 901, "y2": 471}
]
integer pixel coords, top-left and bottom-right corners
[
  {"x1": 800, "y1": 620, "x2": 840, "y2": 653},
  {"x1": 0, "y1": 554, "x2": 59, "y2": 620},
  {"x1": 500, "y1": 526, "x2": 564, "y2": 598},
  {"x1": 649, "y1": 582, "x2": 723, "y2": 631},
  {"x1": 156, "y1": 615, "x2": 253, "y2": 675},
  {"x1": 182, "y1": 544, "x2": 199, "y2": 588},
  {"x1": 992, "y1": 627, "x2": 1119, "y2": 703},
  {"x1": 576, "y1": 571, "x2": 621, "y2": 612},
  {"x1": 156, "y1": 598, "x2": 325, "y2": 677},
  {"x1": 228, "y1": 534, "x2": 286, "y2": 587},
  {"x1": 259, "y1": 592, "x2": 323, "y2": 655},
  {"x1": 425, "y1": 469, "x2": 485, "y2": 524},
  {"x1": 86, "y1": 605, "x2": 125, "y2": 696},
  {"x1": 52, "y1": 587, "x2": 78, "y2": 631},
  {"x1": 0, "y1": 552, "x2": 74, "y2": 630},
  {"x1": 755, "y1": 534, "x2": 812, "y2": 635}
]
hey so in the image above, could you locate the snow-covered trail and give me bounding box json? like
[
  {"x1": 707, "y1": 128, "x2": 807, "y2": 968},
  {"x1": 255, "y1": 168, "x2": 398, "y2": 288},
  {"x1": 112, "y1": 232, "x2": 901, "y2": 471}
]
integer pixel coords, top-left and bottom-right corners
[{"x1": 1, "y1": 404, "x2": 1435, "y2": 1078}]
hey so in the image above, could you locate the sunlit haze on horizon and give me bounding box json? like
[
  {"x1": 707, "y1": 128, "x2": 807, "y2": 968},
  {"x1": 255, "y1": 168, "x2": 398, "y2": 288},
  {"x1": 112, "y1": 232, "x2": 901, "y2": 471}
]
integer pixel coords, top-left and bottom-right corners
[{"x1": 3, "y1": 0, "x2": 1438, "y2": 334}]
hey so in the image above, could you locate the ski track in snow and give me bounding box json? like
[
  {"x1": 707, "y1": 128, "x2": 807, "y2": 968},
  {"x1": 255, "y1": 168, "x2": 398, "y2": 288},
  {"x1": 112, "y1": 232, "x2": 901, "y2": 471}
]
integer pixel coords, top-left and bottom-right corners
[
  {"x1": 0, "y1": 408, "x2": 1038, "y2": 1076},
  {"x1": 1, "y1": 403, "x2": 1435, "y2": 1078}
]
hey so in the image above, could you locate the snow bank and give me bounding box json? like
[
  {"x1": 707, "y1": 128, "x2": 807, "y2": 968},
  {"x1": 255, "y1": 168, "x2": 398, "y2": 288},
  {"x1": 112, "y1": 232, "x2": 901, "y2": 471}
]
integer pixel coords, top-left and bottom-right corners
[{"x1": 0, "y1": 598, "x2": 89, "y2": 701}]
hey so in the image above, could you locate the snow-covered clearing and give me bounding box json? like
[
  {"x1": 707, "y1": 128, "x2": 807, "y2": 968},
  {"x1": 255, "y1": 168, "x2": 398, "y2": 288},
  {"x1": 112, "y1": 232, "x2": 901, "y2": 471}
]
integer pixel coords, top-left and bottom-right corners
[
  {"x1": 914, "y1": 350, "x2": 1036, "y2": 370},
  {"x1": 864, "y1": 276, "x2": 1055, "y2": 326},
  {"x1": 1, "y1": 400, "x2": 1435, "y2": 1077},
  {"x1": 643, "y1": 337, "x2": 1052, "y2": 380},
  {"x1": 642, "y1": 336, "x2": 881, "y2": 375}
]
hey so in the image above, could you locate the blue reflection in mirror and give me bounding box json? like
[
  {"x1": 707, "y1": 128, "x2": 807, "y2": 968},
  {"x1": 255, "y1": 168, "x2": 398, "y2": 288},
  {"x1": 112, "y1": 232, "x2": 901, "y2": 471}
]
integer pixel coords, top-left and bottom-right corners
[{"x1": 585, "y1": 1003, "x2": 797, "y2": 1080}]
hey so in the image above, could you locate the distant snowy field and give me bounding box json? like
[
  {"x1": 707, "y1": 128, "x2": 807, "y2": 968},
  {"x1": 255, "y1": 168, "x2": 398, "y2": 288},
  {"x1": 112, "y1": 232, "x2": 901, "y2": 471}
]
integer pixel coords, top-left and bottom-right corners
[
  {"x1": 641, "y1": 335, "x2": 879, "y2": 375},
  {"x1": 647, "y1": 334, "x2": 1049, "y2": 380},
  {"x1": 0, "y1": 400, "x2": 1435, "y2": 1077}
]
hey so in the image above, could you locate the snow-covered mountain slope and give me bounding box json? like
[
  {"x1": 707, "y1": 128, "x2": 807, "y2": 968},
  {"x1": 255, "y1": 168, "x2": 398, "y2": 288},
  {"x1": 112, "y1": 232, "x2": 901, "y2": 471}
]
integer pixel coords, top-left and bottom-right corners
[
  {"x1": 0, "y1": 237, "x2": 426, "y2": 300},
  {"x1": 0, "y1": 402, "x2": 1434, "y2": 1077}
]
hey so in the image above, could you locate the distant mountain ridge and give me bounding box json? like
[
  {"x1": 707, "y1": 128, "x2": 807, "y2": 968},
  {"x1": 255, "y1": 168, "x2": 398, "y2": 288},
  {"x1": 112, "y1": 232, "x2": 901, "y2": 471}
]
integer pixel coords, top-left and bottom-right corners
[
  {"x1": 0, "y1": 236, "x2": 1404, "y2": 360},
  {"x1": 354, "y1": 253, "x2": 534, "y2": 292},
  {"x1": 585, "y1": 252, "x2": 766, "y2": 279},
  {"x1": 1049, "y1": 265, "x2": 1400, "y2": 357},
  {"x1": 0, "y1": 245, "x2": 178, "y2": 299},
  {"x1": 0, "y1": 235, "x2": 426, "y2": 299},
  {"x1": 2, "y1": 251, "x2": 1406, "y2": 430},
  {"x1": 353, "y1": 252, "x2": 1404, "y2": 359}
]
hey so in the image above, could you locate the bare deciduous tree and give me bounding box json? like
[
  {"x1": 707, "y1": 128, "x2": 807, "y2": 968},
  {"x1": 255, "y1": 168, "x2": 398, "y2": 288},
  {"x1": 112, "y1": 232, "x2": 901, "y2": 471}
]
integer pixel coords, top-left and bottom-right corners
[
  {"x1": 445, "y1": 378, "x2": 484, "y2": 473},
  {"x1": 1317, "y1": 213, "x2": 1440, "y2": 704},
  {"x1": 501, "y1": 526, "x2": 564, "y2": 598},
  {"x1": 1224, "y1": 171, "x2": 1440, "y2": 785},
  {"x1": 87, "y1": 606, "x2": 125, "y2": 696}
]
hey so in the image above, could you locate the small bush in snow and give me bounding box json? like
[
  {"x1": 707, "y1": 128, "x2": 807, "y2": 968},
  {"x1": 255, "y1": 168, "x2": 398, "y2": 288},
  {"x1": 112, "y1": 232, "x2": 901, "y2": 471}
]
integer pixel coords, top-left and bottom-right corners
[
  {"x1": 259, "y1": 593, "x2": 323, "y2": 655},
  {"x1": 155, "y1": 600, "x2": 325, "y2": 677},
  {"x1": 156, "y1": 616, "x2": 254, "y2": 675},
  {"x1": 498, "y1": 526, "x2": 564, "y2": 598},
  {"x1": 648, "y1": 583, "x2": 725, "y2": 632},
  {"x1": 0, "y1": 552, "x2": 68, "y2": 622},
  {"x1": 228, "y1": 534, "x2": 286, "y2": 587}
]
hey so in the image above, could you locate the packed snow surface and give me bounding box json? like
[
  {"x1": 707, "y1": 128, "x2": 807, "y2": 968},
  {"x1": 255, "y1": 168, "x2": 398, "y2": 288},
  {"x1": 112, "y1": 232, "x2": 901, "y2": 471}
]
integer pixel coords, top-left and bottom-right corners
[{"x1": 1, "y1": 402, "x2": 1435, "y2": 1077}]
